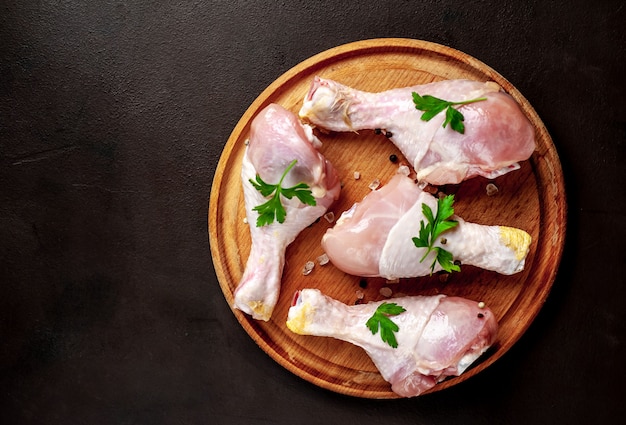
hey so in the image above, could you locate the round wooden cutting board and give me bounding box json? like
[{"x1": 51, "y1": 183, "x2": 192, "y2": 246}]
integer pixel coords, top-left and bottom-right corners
[{"x1": 208, "y1": 38, "x2": 566, "y2": 398}]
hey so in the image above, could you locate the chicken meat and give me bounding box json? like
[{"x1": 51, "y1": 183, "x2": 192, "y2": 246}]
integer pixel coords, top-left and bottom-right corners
[
  {"x1": 322, "y1": 173, "x2": 531, "y2": 279},
  {"x1": 299, "y1": 77, "x2": 535, "y2": 185},
  {"x1": 234, "y1": 104, "x2": 341, "y2": 320},
  {"x1": 287, "y1": 288, "x2": 498, "y2": 397}
]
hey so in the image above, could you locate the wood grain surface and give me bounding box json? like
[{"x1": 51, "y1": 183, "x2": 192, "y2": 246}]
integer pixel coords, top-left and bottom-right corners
[{"x1": 208, "y1": 38, "x2": 566, "y2": 398}]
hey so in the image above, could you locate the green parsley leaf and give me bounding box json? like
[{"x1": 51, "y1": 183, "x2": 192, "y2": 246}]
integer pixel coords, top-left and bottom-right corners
[
  {"x1": 436, "y1": 194, "x2": 456, "y2": 222},
  {"x1": 412, "y1": 92, "x2": 487, "y2": 134},
  {"x1": 365, "y1": 302, "x2": 406, "y2": 348},
  {"x1": 411, "y1": 194, "x2": 461, "y2": 274},
  {"x1": 249, "y1": 159, "x2": 316, "y2": 227},
  {"x1": 434, "y1": 247, "x2": 458, "y2": 273}
]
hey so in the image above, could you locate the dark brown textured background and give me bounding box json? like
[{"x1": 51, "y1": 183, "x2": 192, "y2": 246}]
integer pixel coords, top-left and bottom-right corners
[{"x1": 1, "y1": 1, "x2": 624, "y2": 424}]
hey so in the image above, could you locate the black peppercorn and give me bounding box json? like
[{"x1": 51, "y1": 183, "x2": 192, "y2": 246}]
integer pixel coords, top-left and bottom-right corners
[{"x1": 389, "y1": 154, "x2": 398, "y2": 163}]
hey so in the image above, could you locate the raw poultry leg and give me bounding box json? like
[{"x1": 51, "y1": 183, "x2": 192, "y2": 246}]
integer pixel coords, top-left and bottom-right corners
[
  {"x1": 234, "y1": 104, "x2": 341, "y2": 320},
  {"x1": 287, "y1": 288, "x2": 498, "y2": 397},
  {"x1": 322, "y1": 173, "x2": 531, "y2": 279},
  {"x1": 299, "y1": 77, "x2": 535, "y2": 185}
]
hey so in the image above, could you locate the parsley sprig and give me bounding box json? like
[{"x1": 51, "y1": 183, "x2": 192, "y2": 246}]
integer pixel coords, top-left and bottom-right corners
[
  {"x1": 249, "y1": 159, "x2": 316, "y2": 227},
  {"x1": 412, "y1": 194, "x2": 461, "y2": 274},
  {"x1": 412, "y1": 92, "x2": 486, "y2": 134},
  {"x1": 366, "y1": 302, "x2": 406, "y2": 348}
]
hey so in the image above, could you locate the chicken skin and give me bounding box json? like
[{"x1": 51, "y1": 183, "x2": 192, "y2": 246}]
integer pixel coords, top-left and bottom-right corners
[
  {"x1": 322, "y1": 174, "x2": 531, "y2": 279},
  {"x1": 300, "y1": 77, "x2": 535, "y2": 185},
  {"x1": 287, "y1": 288, "x2": 498, "y2": 397},
  {"x1": 234, "y1": 104, "x2": 341, "y2": 320}
]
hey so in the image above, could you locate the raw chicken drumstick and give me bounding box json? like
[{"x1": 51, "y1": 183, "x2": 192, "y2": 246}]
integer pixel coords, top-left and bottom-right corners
[
  {"x1": 322, "y1": 173, "x2": 531, "y2": 279},
  {"x1": 299, "y1": 77, "x2": 536, "y2": 185},
  {"x1": 287, "y1": 288, "x2": 498, "y2": 397},
  {"x1": 234, "y1": 104, "x2": 341, "y2": 321}
]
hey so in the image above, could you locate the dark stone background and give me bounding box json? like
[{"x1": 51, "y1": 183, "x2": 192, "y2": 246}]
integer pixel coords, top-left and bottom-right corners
[{"x1": 1, "y1": 1, "x2": 624, "y2": 424}]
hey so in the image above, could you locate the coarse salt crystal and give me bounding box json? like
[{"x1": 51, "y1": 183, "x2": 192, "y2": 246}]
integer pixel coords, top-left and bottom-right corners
[
  {"x1": 486, "y1": 183, "x2": 499, "y2": 196},
  {"x1": 379, "y1": 287, "x2": 393, "y2": 297},
  {"x1": 316, "y1": 253, "x2": 329, "y2": 266},
  {"x1": 396, "y1": 165, "x2": 410, "y2": 176},
  {"x1": 302, "y1": 261, "x2": 315, "y2": 276},
  {"x1": 355, "y1": 290, "x2": 364, "y2": 300},
  {"x1": 323, "y1": 212, "x2": 335, "y2": 223},
  {"x1": 417, "y1": 180, "x2": 428, "y2": 190},
  {"x1": 353, "y1": 171, "x2": 361, "y2": 180},
  {"x1": 368, "y1": 179, "x2": 380, "y2": 190},
  {"x1": 243, "y1": 217, "x2": 248, "y2": 224}
]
